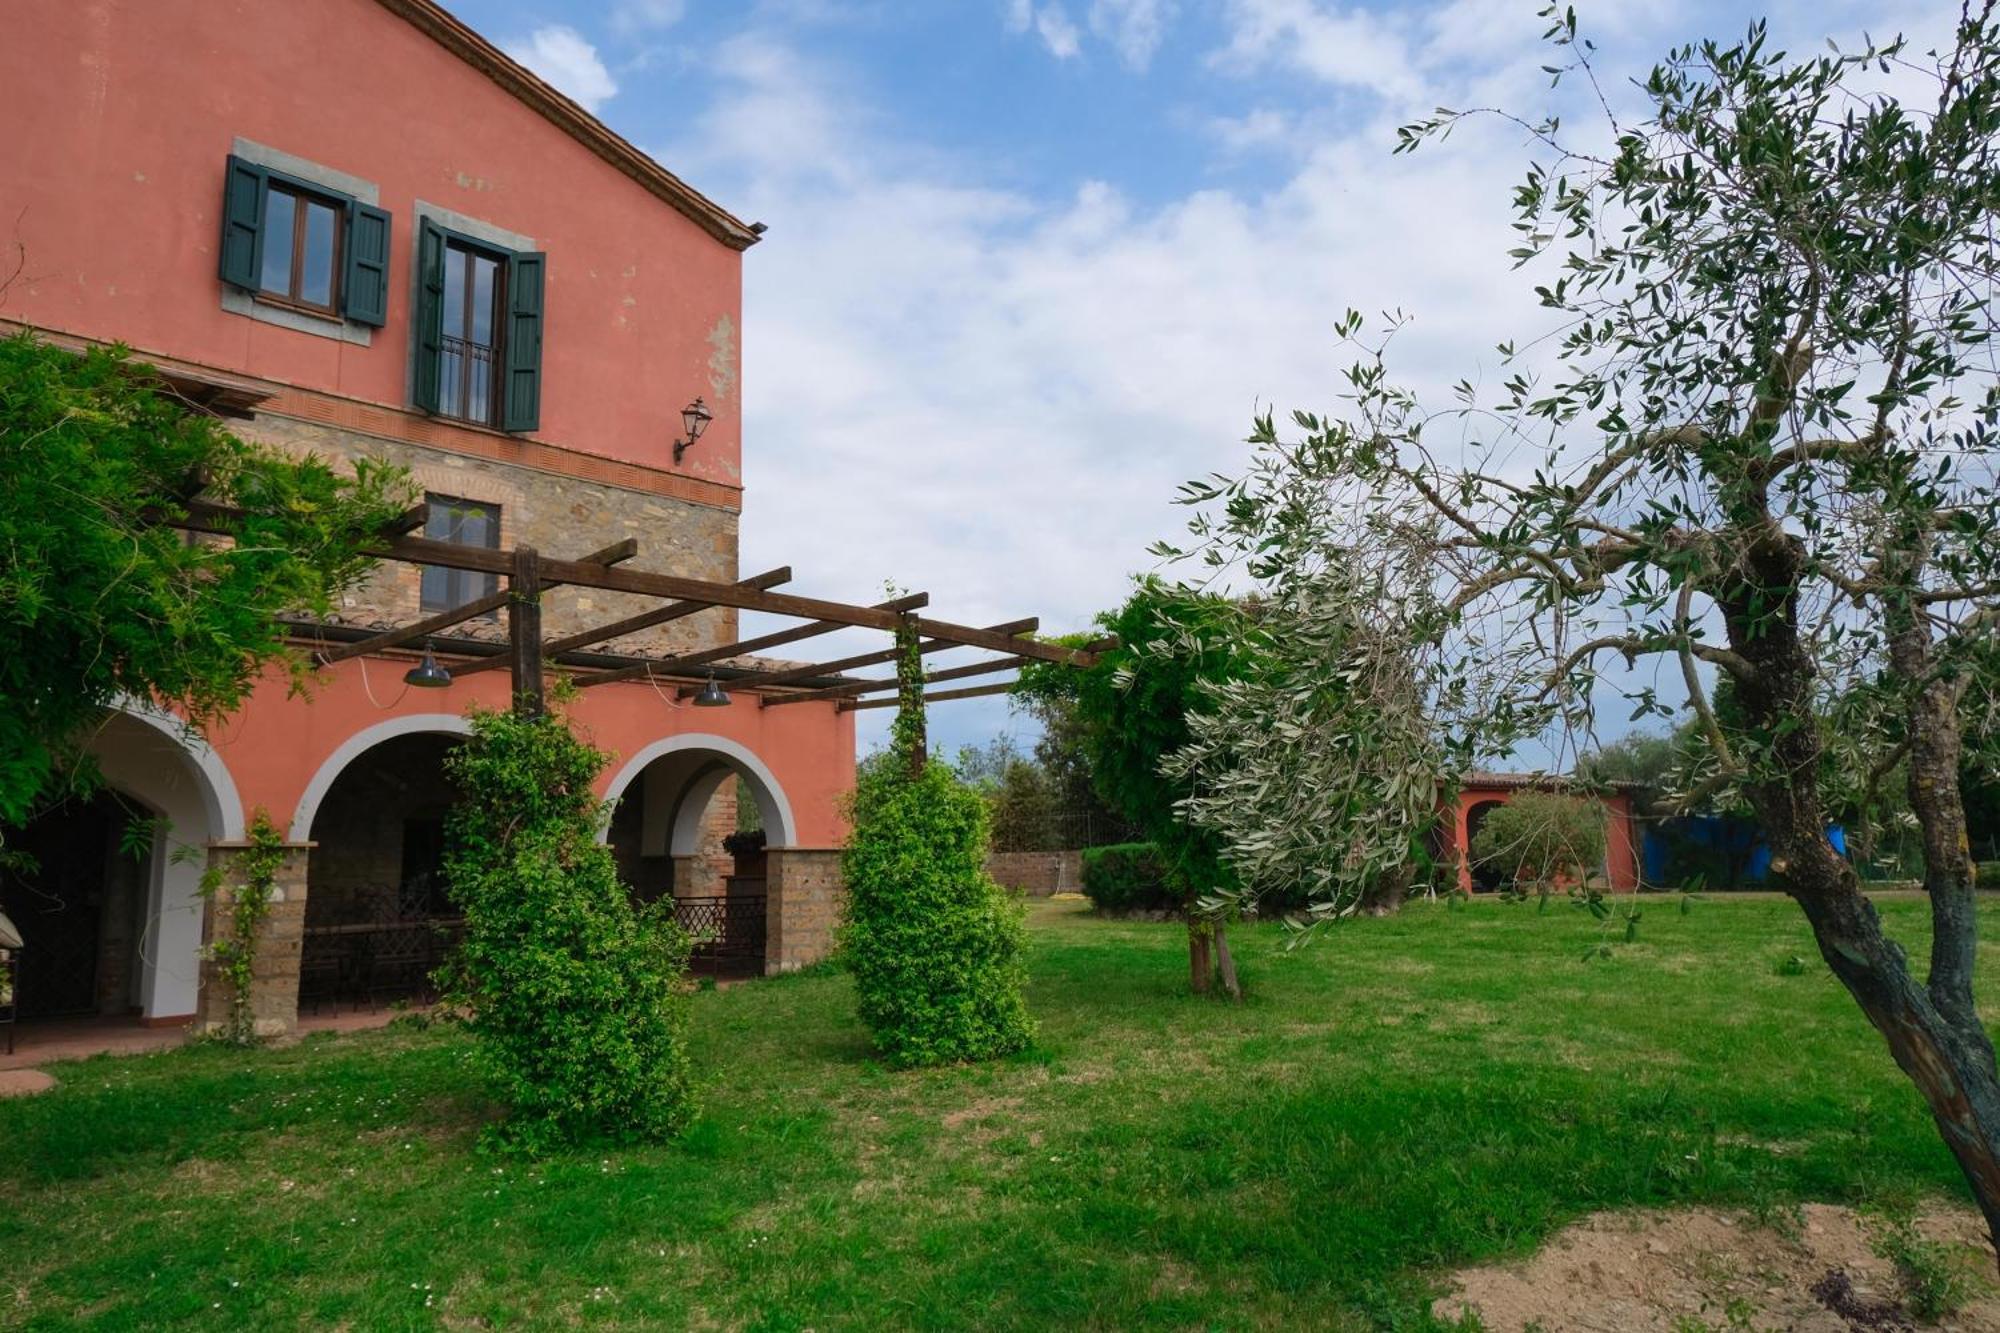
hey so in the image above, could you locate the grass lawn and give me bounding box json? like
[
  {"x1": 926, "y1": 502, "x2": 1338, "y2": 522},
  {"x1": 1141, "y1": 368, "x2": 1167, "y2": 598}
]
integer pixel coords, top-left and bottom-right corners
[{"x1": 1, "y1": 895, "x2": 1993, "y2": 1330}]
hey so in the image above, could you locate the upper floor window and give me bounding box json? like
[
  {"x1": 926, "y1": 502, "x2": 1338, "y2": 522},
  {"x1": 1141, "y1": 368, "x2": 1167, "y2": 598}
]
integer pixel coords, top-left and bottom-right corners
[
  {"x1": 258, "y1": 180, "x2": 344, "y2": 313},
  {"x1": 414, "y1": 219, "x2": 545, "y2": 434},
  {"x1": 439, "y1": 238, "x2": 505, "y2": 426},
  {"x1": 217, "y1": 155, "x2": 389, "y2": 327},
  {"x1": 419, "y1": 494, "x2": 501, "y2": 615}
]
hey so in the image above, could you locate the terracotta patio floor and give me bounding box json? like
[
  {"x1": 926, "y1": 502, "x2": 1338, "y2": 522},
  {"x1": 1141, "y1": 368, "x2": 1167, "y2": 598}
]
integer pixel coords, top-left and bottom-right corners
[{"x1": 0, "y1": 1007, "x2": 409, "y2": 1074}]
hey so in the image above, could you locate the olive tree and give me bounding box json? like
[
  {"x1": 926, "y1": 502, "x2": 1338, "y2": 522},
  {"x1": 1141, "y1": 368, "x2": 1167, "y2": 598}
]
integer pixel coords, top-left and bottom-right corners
[{"x1": 1167, "y1": 8, "x2": 2000, "y2": 1252}]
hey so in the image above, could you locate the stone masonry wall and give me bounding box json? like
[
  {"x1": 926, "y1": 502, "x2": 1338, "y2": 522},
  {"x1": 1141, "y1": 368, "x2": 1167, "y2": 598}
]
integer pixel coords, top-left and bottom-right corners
[
  {"x1": 764, "y1": 849, "x2": 845, "y2": 974},
  {"x1": 985, "y1": 850, "x2": 1081, "y2": 898},
  {"x1": 239, "y1": 414, "x2": 742, "y2": 655},
  {"x1": 196, "y1": 843, "x2": 312, "y2": 1039}
]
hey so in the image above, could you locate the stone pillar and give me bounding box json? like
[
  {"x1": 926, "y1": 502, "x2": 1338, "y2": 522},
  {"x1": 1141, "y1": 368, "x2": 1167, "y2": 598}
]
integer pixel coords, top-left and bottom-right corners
[
  {"x1": 195, "y1": 842, "x2": 310, "y2": 1039},
  {"x1": 763, "y1": 848, "x2": 846, "y2": 974}
]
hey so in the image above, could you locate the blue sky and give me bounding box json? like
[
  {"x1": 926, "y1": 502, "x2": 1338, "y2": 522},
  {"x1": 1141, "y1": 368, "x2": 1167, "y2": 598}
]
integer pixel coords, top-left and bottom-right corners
[{"x1": 444, "y1": 0, "x2": 1950, "y2": 764}]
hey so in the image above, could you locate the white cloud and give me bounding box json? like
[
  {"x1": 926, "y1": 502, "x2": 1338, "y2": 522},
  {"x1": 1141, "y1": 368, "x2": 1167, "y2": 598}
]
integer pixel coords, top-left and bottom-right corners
[
  {"x1": 1211, "y1": 0, "x2": 1424, "y2": 101},
  {"x1": 1090, "y1": 0, "x2": 1175, "y2": 70},
  {"x1": 1006, "y1": 1, "x2": 1084, "y2": 61},
  {"x1": 664, "y1": 0, "x2": 1962, "y2": 755},
  {"x1": 1206, "y1": 106, "x2": 1292, "y2": 152},
  {"x1": 610, "y1": 0, "x2": 685, "y2": 34},
  {"x1": 666, "y1": 22, "x2": 1567, "y2": 752},
  {"x1": 504, "y1": 25, "x2": 619, "y2": 113}
]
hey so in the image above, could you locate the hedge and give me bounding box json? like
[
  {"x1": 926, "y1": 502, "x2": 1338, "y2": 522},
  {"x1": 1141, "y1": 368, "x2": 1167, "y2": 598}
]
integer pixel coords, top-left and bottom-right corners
[{"x1": 1080, "y1": 842, "x2": 1181, "y2": 913}]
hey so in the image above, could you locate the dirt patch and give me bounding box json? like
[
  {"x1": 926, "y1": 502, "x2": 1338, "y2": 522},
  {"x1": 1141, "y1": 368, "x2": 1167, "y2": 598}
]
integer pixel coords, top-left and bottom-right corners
[
  {"x1": 1434, "y1": 1203, "x2": 1999, "y2": 1332},
  {"x1": 940, "y1": 1096, "x2": 1021, "y2": 1131}
]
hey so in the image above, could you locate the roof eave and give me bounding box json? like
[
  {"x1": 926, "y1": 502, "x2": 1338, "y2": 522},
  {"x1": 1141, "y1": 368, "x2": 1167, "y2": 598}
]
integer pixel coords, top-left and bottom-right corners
[{"x1": 374, "y1": 0, "x2": 762, "y2": 252}]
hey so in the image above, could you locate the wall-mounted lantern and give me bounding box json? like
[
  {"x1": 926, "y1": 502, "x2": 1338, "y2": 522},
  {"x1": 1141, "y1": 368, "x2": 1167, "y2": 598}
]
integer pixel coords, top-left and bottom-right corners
[{"x1": 673, "y1": 397, "x2": 714, "y2": 464}]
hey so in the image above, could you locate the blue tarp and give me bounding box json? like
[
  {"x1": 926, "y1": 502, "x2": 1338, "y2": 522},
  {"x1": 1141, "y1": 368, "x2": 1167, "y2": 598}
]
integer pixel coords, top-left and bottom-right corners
[{"x1": 1641, "y1": 815, "x2": 1846, "y2": 889}]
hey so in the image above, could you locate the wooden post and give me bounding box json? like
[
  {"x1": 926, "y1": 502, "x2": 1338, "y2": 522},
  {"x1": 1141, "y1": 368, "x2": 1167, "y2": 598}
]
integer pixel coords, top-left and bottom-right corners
[
  {"x1": 894, "y1": 612, "x2": 926, "y2": 777},
  {"x1": 510, "y1": 545, "x2": 545, "y2": 719}
]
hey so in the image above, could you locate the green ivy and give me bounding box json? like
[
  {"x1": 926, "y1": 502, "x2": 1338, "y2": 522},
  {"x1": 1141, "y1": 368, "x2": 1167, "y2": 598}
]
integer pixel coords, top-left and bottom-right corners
[
  {"x1": 890, "y1": 614, "x2": 926, "y2": 772},
  {"x1": 0, "y1": 332, "x2": 410, "y2": 825},
  {"x1": 200, "y1": 812, "x2": 285, "y2": 1046},
  {"x1": 439, "y1": 705, "x2": 695, "y2": 1151},
  {"x1": 840, "y1": 634, "x2": 1033, "y2": 1067}
]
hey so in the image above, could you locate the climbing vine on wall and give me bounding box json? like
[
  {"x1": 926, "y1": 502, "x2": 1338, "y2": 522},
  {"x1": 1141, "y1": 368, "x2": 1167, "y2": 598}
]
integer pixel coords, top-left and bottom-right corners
[{"x1": 201, "y1": 811, "x2": 285, "y2": 1046}]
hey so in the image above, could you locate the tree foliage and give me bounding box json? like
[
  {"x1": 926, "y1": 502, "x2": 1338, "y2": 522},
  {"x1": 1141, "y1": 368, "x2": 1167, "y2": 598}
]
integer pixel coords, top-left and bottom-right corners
[
  {"x1": 1167, "y1": 6, "x2": 2000, "y2": 1251},
  {"x1": 1017, "y1": 579, "x2": 1247, "y2": 901},
  {"x1": 0, "y1": 333, "x2": 408, "y2": 825},
  {"x1": 441, "y1": 705, "x2": 696, "y2": 1150},
  {"x1": 841, "y1": 621, "x2": 1033, "y2": 1066}
]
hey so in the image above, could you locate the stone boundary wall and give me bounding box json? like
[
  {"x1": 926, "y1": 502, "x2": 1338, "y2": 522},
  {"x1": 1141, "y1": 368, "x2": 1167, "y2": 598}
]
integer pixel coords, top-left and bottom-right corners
[{"x1": 985, "y1": 850, "x2": 1082, "y2": 898}]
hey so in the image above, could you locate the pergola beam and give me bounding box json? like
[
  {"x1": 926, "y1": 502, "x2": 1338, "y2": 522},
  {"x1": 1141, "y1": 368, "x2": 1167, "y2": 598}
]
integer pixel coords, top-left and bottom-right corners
[
  {"x1": 760, "y1": 653, "x2": 1029, "y2": 707},
  {"x1": 179, "y1": 499, "x2": 1099, "y2": 670},
  {"x1": 449, "y1": 565, "x2": 793, "y2": 680},
  {"x1": 311, "y1": 588, "x2": 512, "y2": 664},
  {"x1": 310, "y1": 535, "x2": 646, "y2": 666},
  {"x1": 741, "y1": 619, "x2": 1038, "y2": 701},
  {"x1": 361, "y1": 530, "x2": 1087, "y2": 665},
  {"x1": 840, "y1": 681, "x2": 1019, "y2": 711},
  {"x1": 571, "y1": 593, "x2": 931, "y2": 689},
  {"x1": 572, "y1": 537, "x2": 641, "y2": 567}
]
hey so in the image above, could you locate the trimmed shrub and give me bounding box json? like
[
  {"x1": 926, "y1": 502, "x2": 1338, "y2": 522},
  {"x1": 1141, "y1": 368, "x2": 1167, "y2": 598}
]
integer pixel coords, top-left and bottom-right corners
[
  {"x1": 440, "y1": 706, "x2": 695, "y2": 1150},
  {"x1": 841, "y1": 758, "x2": 1033, "y2": 1067},
  {"x1": 1470, "y1": 793, "x2": 1608, "y2": 889},
  {"x1": 1080, "y1": 842, "x2": 1179, "y2": 913}
]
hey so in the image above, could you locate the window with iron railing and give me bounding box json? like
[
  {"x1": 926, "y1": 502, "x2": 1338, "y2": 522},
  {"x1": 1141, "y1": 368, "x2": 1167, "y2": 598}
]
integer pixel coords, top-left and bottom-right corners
[
  {"x1": 438, "y1": 242, "x2": 504, "y2": 426},
  {"x1": 414, "y1": 218, "x2": 545, "y2": 433}
]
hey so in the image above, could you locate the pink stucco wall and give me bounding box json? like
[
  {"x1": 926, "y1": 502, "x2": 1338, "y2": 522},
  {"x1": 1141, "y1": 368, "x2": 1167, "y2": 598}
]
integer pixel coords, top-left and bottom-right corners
[
  {"x1": 1450, "y1": 785, "x2": 1640, "y2": 894},
  {"x1": 0, "y1": 0, "x2": 745, "y2": 488},
  {"x1": 211, "y1": 659, "x2": 855, "y2": 851}
]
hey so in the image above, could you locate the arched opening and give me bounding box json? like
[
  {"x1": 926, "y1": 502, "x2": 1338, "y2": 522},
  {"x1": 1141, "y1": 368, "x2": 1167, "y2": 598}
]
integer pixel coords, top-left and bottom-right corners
[
  {"x1": 298, "y1": 731, "x2": 465, "y2": 1011},
  {"x1": 1463, "y1": 799, "x2": 1509, "y2": 893},
  {"x1": 0, "y1": 708, "x2": 237, "y2": 1034},
  {"x1": 603, "y1": 737, "x2": 794, "y2": 978},
  {"x1": 2, "y1": 789, "x2": 144, "y2": 1020}
]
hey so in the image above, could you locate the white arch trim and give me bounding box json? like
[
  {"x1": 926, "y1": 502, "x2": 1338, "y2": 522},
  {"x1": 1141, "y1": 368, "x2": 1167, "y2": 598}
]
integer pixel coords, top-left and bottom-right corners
[
  {"x1": 113, "y1": 698, "x2": 246, "y2": 841},
  {"x1": 288, "y1": 713, "x2": 473, "y2": 842},
  {"x1": 599, "y1": 733, "x2": 798, "y2": 849}
]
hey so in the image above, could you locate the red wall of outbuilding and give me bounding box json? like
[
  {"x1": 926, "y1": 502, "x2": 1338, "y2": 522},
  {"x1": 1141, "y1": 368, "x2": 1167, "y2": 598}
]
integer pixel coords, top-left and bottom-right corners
[{"x1": 1449, "y1": 786, "x2": 1640, "y2": 894}]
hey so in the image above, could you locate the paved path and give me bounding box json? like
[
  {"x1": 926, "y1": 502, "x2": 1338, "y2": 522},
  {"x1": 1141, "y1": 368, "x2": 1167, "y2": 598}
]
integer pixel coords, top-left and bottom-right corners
[{"x1": 0, "y1": 1008, "x2": 411, "y2": 1085}]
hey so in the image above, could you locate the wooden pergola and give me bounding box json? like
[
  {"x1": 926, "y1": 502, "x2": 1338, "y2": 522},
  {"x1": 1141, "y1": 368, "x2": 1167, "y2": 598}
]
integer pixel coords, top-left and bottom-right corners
[{"x1": 181, "y1": 500, "x2": 1107, "y2": 740}]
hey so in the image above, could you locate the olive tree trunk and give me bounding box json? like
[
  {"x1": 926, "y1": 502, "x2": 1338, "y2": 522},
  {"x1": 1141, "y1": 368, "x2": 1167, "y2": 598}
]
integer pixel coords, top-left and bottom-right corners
[
  {"x1": 1724, "y1": 530, "x2": 2000, "y2": 1258},
  {"x1": 1187, "y1": 922, "x2": 1213, "y2": 995}
]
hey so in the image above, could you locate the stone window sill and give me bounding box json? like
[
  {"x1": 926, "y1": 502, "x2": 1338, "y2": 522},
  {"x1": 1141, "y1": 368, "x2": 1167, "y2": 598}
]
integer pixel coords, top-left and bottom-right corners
[{"x1": 221, "y1": 287, "x2": 373, "y2": 347}]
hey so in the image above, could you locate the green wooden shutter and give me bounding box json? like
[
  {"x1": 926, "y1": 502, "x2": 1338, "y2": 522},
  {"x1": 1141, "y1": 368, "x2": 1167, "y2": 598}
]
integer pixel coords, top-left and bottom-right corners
[
  {"x1": 217, "y1": 155, "x2": 267, "y2": 290},
  {"x1": 342, "y1": 203, "x2": 391, "y2": 327},
  {"x1": 501, "y1": 250, "x2": 546, "y2": 433},
  {"x1": 413, "y1": 219, "x2": 446, "y2": 412}
]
